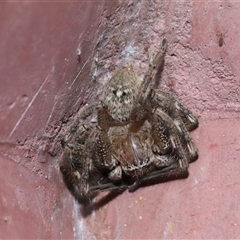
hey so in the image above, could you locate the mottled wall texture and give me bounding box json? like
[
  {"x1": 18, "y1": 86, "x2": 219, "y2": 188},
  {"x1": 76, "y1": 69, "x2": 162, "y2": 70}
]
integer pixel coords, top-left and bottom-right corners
[{"x1": 1, "y1": 1, "x2": 240, "y2": 239}]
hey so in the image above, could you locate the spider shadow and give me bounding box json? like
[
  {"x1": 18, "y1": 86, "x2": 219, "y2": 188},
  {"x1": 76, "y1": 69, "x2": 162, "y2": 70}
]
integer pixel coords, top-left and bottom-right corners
[
  {"x1": 72, "y1": 168, "x2": 189, "y2": 217},
  {"x1": 77, "y1": 189, "x2": 126, "y2": 217}
]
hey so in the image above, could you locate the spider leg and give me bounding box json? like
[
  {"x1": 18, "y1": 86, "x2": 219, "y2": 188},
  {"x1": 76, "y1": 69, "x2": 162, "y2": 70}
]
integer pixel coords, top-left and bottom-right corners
[
  {"x1": 61, "y1": 103, "x2": 101, "y2": 145},
  {"x1": 128, "y1": 38, "x2": 167, "y2": 132},
  {"x1": 60, "y1": 103, "x2": 104, "y2": 198},
  {"x1": 155, "y1": 90, "x2": 198, "y2": 131},
  {"x1": 60, "y1": 144, "x2": 93, "y2": 198},
  {"x1": 149, "y1": 108, "x2": 171, "y2": 155},
  {"x1": 94, "y1": 126, "x2": 123, "y2": 182},
  {"x1": 79, "y1": 103, "x2": 102, "y2": 121},
  {"x1": 127, "y1": 162, "x2": 181, "y2": 192},
  {"x1": 151, "y1": 90, "x2": 198, "y2": 162},
  {"x1": 89, "y1": 182, "x2": 128, "y2": 193},
  {"x1": 95, "y1": 106, "x2": 123, "y2": 182},
  {"x1": 134, "y1": 160, "x2": 188, "y2": 184},
  {"x1": 127, "y1": 105, "x2": 190, "y2": 192},
  {"x1": 148, "y1": 107, "x2": 188, "y2": 165},
  {"x1": 140, "y1": 38, "x2": 168, "y2": 100},
  {"x1": 128, "y1": 135, "x2": 189, "y2": 192},
  {"x1": 60, "y1": 148, "x2": 81, "y2": 191}
]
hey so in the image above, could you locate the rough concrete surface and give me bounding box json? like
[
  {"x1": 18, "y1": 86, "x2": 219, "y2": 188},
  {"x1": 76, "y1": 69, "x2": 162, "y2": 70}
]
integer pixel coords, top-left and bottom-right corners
[{"x1": 0, "y1": 1, "x2": 240, "y2": 239}]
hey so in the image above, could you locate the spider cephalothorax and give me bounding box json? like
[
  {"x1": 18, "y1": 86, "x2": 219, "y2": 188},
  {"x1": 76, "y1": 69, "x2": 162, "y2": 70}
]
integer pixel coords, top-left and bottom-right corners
[
  {"x1": 60, "y1": 38, "x2": 198, "y2": 200},
  {"x1": 103, "y1": 65, "x2": 141, "y2": 123}
]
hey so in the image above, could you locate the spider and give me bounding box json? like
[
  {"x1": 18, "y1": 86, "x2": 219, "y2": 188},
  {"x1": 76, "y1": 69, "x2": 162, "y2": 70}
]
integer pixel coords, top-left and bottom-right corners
[
  {"x1": 216, "y1": 30, "x2": 228, "y2": 47},
  {"x1": 60, "y1": 38, "x2": 198, "y2": 200}
]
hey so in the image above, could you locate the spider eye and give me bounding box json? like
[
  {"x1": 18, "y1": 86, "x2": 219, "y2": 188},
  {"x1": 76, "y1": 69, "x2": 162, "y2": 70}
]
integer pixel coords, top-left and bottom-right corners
[
  {"x1": 113, "y1": 90, "x2": 117, "y2": 95},
  {"x1": 122, "y1": 92, "x2": 126, "y2": 96}
]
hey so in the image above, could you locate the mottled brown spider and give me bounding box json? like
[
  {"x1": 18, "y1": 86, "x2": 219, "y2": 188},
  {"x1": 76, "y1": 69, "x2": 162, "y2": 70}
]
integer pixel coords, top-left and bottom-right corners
[{"x1": 60, "y1": 38, "x2": 198, "y2": 200}]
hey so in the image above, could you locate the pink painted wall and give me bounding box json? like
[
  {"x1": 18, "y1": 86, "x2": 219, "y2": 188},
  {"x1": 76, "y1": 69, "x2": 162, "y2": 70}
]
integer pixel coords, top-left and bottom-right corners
[
  {"x1": 0, "y1": 2, "x2": 106, "y2": 239},
  {"x1": 1, "y1": 1, "x2": 240, "y2": 239}
]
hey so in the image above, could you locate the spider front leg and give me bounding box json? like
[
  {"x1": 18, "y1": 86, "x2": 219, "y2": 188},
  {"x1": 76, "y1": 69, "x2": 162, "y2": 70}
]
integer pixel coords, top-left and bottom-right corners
[
  {"x1": 128, "y1": 38, "x2": 168, "y2": 131},
  {"x1": 139, "y1": 37, "x2": 168, "y2": 101},
  {"x1": 94, "y1": 106, "x2": 123, "y2": 182},
  {"x1": 94, "y1": 127, "x2": 122, "y2": 182}
]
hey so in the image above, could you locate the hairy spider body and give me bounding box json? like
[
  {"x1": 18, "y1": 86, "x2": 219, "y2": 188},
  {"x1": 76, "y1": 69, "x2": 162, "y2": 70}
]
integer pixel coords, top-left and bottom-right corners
[{"x1": 60, "y1": 38, "x2": 199, "y2": 200}]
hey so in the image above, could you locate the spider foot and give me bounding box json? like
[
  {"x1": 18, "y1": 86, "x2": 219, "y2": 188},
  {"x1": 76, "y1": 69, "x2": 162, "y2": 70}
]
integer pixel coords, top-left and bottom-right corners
[{"x1": 128, "y1": 180, "x2": 141, "y2": 192}]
